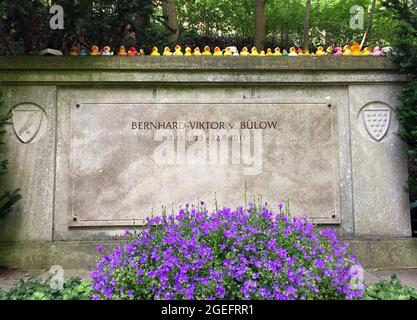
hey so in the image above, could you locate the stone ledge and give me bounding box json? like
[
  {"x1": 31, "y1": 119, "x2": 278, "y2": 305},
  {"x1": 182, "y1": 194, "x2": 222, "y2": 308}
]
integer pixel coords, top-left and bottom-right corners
[
  {"x1": 0, "y1": 56, "x2": 399, "y2": 71},
  {"x1": 1, "y1": 238, "x2": 416, "y2": 269}
]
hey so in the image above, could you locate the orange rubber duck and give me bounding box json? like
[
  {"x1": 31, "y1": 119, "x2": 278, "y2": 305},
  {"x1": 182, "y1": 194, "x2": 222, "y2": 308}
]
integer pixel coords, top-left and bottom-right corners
[{"x1": 118, "y1": 46, "x2": 128, "y2": 56}]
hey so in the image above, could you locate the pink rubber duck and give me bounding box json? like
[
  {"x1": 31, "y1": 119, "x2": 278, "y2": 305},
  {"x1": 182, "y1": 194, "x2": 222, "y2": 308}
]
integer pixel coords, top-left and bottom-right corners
[
  {"x1": 333, "y1": 47, "x2": 343, "y2": 56},
  {"x1": 372, "y1": 46, "x2": 382, "y2": 57}
]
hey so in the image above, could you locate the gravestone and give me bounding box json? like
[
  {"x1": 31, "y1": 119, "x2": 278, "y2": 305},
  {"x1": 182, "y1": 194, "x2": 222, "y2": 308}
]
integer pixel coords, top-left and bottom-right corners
[{"x1": 0, "y1": 57, "x2": 413, "y2": 268}]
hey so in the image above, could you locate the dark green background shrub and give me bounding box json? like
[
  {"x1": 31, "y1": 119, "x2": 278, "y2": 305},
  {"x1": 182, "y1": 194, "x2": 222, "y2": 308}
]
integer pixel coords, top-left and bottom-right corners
[
  {"x1": 0, "y1": 93, "x2": 21, "y2": 218},
  {"x1": 383, "y1": 0, "x2": 417, "y2": 200}
]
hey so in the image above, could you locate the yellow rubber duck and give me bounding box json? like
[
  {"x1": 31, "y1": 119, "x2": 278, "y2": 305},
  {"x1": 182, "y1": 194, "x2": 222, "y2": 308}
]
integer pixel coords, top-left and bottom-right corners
[
  {"x1": 193, "y1": 47, "x2": 202, "y2": 56},
  {"x1": 362, "y1": 46, "x2": 371, "y2": 56},
  {"x1": 184, "y1": 47, "x2": 192, "y2": 56},
  {"x1": 223, "y1": 47, "x2": 233, "y2": 56},
  {"x1": 297, "y1": 48, "x2": 304, "y2": 56},
  {"x1": 118, "y1": 46, "x2": 128, "y2": 56},
  {"x1": 342, "y1": 45, "x2": 352, "y2": 56},
  {"x1": 250, "y1": 47, "x2": 259, "y2": 56},
  {"x1": 266, "y1": 48, "x2": 273, "y2": 56},
  {"x1": 202, "y1": 46, "x2": 212, "y2": 56},
  {"x1": 303, "y1": 49, "x2": 311, "y2": 56},
  {"x1": 259, "y1": 50, "x2": 266, "y2": 56},
  {"x1": 315, "y1": 46, "x2": 325, "y2": 56},
  {"x1": 240, "y1": 47, "x2": 249, "y2": 56},
  {"x1": 69, "y1": 47, "x2": 79, "y2": 56},
  {"x1": 351, "y1": 42, "x2": 361, "y2": 56},
  {"x1": 90, "y1": 45, "x2": 101, "y2": 56},
  {"x1": 326, "y1": 47, "x2": 334, "y2": 56},
  {"x1": 173, "y1": 45, "x2": 183, "y2": 56},
  {"x1": 273, "y1": 47, "x2": 282, "y2": 56},
  {"x1": 213, "y1": 47, "x2": 222, "y2": 56},
  {"x1": 151, "y1": 47, "x2": 160, "y2": 56},
  {"x1": 163, "y1": 47, "x2": 172, "y2": 56}
]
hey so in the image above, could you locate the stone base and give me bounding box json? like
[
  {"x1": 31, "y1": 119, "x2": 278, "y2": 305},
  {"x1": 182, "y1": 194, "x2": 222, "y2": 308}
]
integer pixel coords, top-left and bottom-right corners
[{"x1": 1, "y1": 239, "x2": 416, "y2": 270}]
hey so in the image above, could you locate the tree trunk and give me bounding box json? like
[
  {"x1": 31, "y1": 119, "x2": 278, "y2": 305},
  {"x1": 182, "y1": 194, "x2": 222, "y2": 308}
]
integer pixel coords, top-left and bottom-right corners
[
  {"x1": 254, "y1": 0, "x2": 265, "y2": 50},
  {"x1": 360, "y1": 0, "x2": 377, "y2": 49},
  {"x1": 302, "y1": 0, "x2": 312, "y2": 49},
  {"x1": 162, "y1": 0, "x2": 179, "y2": 43}
]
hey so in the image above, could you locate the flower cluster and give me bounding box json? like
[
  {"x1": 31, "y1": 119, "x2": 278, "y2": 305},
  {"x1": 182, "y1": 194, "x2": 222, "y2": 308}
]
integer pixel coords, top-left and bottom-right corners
[{"x1": 91, "y1": 203, "x2": 364, "y2": 300}]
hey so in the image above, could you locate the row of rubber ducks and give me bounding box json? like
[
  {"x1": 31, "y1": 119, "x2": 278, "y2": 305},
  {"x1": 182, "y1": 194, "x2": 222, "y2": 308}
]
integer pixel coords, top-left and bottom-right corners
[{"x1": 70, "y1": 43, "x2": 385, "y2": 57}]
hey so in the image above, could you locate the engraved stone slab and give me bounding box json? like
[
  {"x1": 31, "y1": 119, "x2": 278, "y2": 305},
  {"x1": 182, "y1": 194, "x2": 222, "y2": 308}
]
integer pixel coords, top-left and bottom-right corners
[{"x1": 69, "y1": 103, "x2": 339, "y2": 226}]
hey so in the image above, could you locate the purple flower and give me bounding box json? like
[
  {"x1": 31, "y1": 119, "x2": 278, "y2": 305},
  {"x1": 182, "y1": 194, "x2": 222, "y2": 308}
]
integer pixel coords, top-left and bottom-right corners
[
  {"x1": 216, "y1": 285, "x2": 226, "y2": 299},
  {"x1": 90, "y1": 203, "x2": 364, "y2": 300}
]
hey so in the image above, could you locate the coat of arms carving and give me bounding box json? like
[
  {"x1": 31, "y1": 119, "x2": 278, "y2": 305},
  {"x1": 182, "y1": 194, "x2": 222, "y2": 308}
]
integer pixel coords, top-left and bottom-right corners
[
  {"x1": 12, "y1": 104, "x2": 47, "y2": 143},
  {"x1": 362, "y1": 107, "x2": 391, "y2": 142}
]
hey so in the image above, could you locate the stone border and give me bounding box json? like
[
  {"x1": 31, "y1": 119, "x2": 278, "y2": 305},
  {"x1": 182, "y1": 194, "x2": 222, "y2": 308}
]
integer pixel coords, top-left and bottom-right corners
[
  {"x1": 0, "y1": 56, "x2": 400, "y2": 71},
  {"x1": 1, "y1": 239, "x2": 416, "y2": 269}
]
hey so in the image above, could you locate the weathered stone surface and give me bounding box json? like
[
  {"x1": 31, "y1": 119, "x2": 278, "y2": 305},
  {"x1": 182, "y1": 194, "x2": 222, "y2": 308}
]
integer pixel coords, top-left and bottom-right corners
[
  {"x1": 0, "y1": 58, "x2": 412, "y2": 268},
  {"x1": 0, "y1": 86, "x2": 56, "y2": 242},
  {"x1": 67, "y1": 102, "x2": 338, "y2": 227},
  {"x1": 349, "y1": 85, "x2": 411, "y2": 237},
  {"x1": 1, "y1": 238, "x2": 417, "y2": 269}
]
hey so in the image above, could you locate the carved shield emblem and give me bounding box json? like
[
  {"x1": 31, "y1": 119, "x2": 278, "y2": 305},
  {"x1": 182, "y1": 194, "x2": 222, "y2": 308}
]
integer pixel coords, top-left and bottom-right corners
[
  {"x1": 12, "y1": 104, "x2": 45, "y2": 143},
  {"x1": 362, "y1": 108, "x2": 391, "y2": 142}
]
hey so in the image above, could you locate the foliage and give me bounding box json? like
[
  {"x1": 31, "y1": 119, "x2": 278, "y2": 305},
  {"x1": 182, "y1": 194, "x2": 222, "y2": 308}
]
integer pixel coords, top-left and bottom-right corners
[
  {"x1": 0, "y1": 276, "x2": 92, "y2": 300},
  {"x1": 382, "y1": 0, "x2": 417, "y2": 200},
  {"x1": 0, "y1": 93, "x2": 21, "y2": 219},
  {"x1": 0, "y1": 0, "x2": 400, "y2": 55},
  {"x1": 364, "y1": 274, "x2": 417, "y2": 300},
  {"x1": 91, "y1": 203, "x2": 364, "y2": 300}
]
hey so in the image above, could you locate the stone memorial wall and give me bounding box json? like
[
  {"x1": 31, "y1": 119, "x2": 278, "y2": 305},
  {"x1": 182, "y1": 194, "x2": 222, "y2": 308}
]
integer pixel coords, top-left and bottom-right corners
[{"x1": 0, "y1": 57, "x2": 414, "y2": 268}]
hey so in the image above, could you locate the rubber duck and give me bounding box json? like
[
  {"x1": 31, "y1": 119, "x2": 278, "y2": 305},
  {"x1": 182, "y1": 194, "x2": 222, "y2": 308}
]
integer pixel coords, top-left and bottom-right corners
[
  {"x1": 351, "y1": 42, "x2": 361, "y2": 56},
  {"x1": 163, "y1": 47, "x2": 172, "y2": 56},
  {"x1": 342, "y1": 44, "x2": 352, "y2": 56},
  {"x1": 90, "y1": 45, "x2": 101, "y2": 56},
  {"x1": 173, "y1": 45, "x2": 183, "y2": 56},
  {"x1": 69, "y1": 47, "x2": 79, "y2": 56},
  {"x1": 250, "y1": 47, "x2": 259, "y2": 56},
  {"x1": 381, "y1": 46, "x2": 394, "y2": 56},
  {"x1": 273, "y1": 47, "x2": 282, "y2": 56},
  {"x1": 228, "y1": 47, "x2": 240, "y2": 56},
  {"x1": 326, "y1": 47, "x2": 334, "y2": 56},
  {"x1": 118, "y1": 46, "x2": 128, "y2": 56},
  {"x1": 303, "y1": 49, "x2": 311, "y2": 56},
  {"x1": 362, "y1": 46, "x2": 371, "y2": 56},
  {"x1": 259, "y1": 50, "x2": 266, "y2": 56},
  {"x1": 334, "y1": 47, "x2": 343, "y2": 56},
  {"x1": 372, "y1": 46, "x2": 382, "y2": 57},
  {"x1": 266, "y1": 48, "x2": 273, "y2": 56},
  {"x1": 139, "y1": 49, "x2": 145, "y2": 56},
  {"x1": 282, "y1": 49, "x2": 289, "y2": 57},
  {"x1": 128, "y1": 47, "x2": 138, "y2": 56},
  {"x1": 213, "y1": 47, "x2": 222, "y2": 56},
  {"x1": 297, "y1": 48, "x2": 304, "y2": 56},
  {"x1": 288, "y1": 47, "x2": 298, "y2": 56},
  {"x1": 151, "y1": 47, "x2": 160, "y2": 56},
  {"x1": 223, "y1": 47, "x2": 232, "y2": 56},
  {"x1": 240, "y1": 47, "x2": 250, "y2": 56},
  {"x1": 202, "y1": 46, "x2": 212, "y2": 56},
  {"x1": 184, "y1": 47, "x2": 193, "y2": 56},
  {"x1": 315, "y1": 46, "x2": 325, "y2": 56},
  {"x1": 79, "y1": 49, "x2": 88, "y2": 56},
  {"x1": 193, "y1": 47, "x2": 202, "y2": 56},
  {"x1": 101, "y1": 46, "x2": 114, "y2": 56}
]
